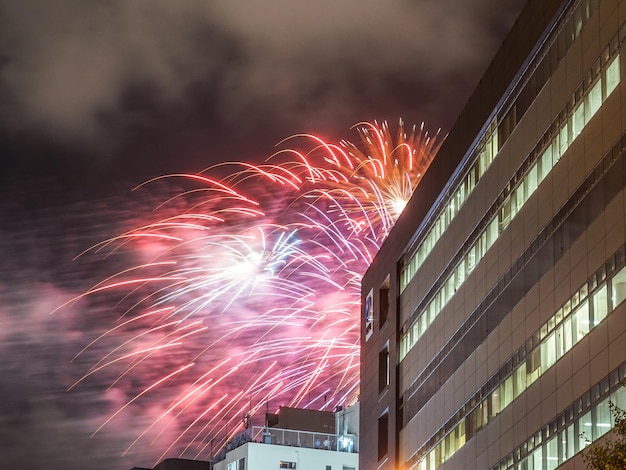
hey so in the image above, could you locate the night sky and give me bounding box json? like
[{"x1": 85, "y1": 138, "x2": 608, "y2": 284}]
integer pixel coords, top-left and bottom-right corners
[{"x1": 0, "y1": 1, "x2": 526, "y2": 469}]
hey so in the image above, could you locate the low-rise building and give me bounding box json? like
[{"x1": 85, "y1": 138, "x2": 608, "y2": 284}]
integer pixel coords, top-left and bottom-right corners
[{"x1": 214, "y1": 404, "x2": 359, "y2": 470}]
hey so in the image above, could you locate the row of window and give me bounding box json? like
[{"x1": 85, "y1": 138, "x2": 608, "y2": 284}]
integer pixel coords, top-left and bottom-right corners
[
  {"x1": 400, "y1": 119, "x2": 626, "y2": 432},
  {"x1": 399, "y1": 114, "x2": 498, "y2": 294},
  {"x1": 493, "y1": 363, "x2": 626, "y2": 470},
  {"x1": 399, "y1": 46, "x2": 621, "y2": 363},
  {"x1": 399, "y1": 0, "x2": 600, "y2": 293},
  {"x1": 408, "y1": 250, "x2": 626, "y2": 469}
]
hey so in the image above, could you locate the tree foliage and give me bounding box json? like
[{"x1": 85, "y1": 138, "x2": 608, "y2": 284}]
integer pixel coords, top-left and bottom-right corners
[{"x1": 583, "y1": 402, "x2": 626, "y2": 469}]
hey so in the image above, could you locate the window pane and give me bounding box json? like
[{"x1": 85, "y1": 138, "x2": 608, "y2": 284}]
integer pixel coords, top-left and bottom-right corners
[
  {"x1": 563, "y1": 316, "x2": 573, "y2": 352},
  {"x1": 514, "y1": 362, "x2": 527, "y2": 398},
  {"x1": 501, "y1": 197, "x2": 511, "y2": 231},
  {"x1": 546, "y1": 437, "x2": 559, "y2": 470},
  {"x1": 572, "y1": 300, "x2": 590, "y2": 342},
  {"x1": 540, "y1": 146, "x2": 553, "y2": 181},
  {"x1": 559, "y1": 123, "x2": 569, "y2": 156},
  {"x1": 566, "y1": 424, "x2": 575, "y2": 460},
  {"x1": 586, "y1": 79, "x2": 602, "y2": 119},
  {"x1": 605, "y1": 55, "x2": 621, "y2": 97},
  {"x1": 613, "y1": 383, "x2": 626, "y2": 410},
  {"x1": 572, "y1": 101, "x2": 585, "y2": 137},
  {"x1": 593, "y1": 285, "x2": 608, "y2": 325},
  {"x1": 527, "y1": 162, "x2": 538, "y2": 194},
  {"x1": 488, "y1": 217, "x2": 499, "y2": 248},
  {"x1": 612, "y1": 266, "x2": 626, "y2": 308},
  {"x1": 594, "y1": 400, "x2": 612, "y2": 439},
  {"x1": 541, "y1": 331, "x2": 557, "y2": 370}
]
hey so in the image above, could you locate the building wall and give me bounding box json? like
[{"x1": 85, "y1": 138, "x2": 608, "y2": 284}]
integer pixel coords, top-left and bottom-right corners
[
  {"x1": 360, "y1": 0, "x2": 626, "y2": 469},
  {"x1": 214, "y1": 442, "x2": 358, "y2": 470}
]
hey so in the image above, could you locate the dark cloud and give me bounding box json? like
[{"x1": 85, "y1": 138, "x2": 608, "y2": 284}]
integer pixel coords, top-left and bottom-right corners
[
  {"x1": 0, "y1": 0, "x2": 526, "y2": 194},
  {"x1": 0, "y1": 1, "x2": 527, "y2": 468}
]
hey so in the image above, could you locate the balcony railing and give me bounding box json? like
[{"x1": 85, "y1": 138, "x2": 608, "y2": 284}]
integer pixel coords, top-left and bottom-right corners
[{"x1": 244, "y1": 426, "x2": 358, "y2": 453}]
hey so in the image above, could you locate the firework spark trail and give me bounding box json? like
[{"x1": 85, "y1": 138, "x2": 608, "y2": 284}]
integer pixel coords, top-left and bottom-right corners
[{"x1": 64, "y1": 119, "x2": 443, "y2": 461}]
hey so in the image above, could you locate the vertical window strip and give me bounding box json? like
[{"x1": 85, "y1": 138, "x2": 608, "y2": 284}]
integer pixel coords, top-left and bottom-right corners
[{"x1": 399, "y1": 49, "x2": 621, "y2": 362}]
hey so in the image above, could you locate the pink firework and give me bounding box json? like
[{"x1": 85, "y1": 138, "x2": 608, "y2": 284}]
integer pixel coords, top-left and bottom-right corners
[{"x1": 60, "y1": 119, "x2": 443, "y2": 462}]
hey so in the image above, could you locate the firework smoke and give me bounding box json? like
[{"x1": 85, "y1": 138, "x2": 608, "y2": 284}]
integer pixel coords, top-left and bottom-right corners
[{"x1": 58, "y1": 119, "x2": 442, "y2": 463}]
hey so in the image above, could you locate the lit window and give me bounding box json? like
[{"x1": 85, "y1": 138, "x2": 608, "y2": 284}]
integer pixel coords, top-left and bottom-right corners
[
  {"x1": 593, "y1": 285, "x2": 608, "y2": 325},
  {"x1": 572, "y1": 101, "x2": 585, "y2": 137},
  {"x1": 605, "y1": 55, "x2": 620, "y2": 96},
  {"x1": 611, "y1": 266, "x2": 626, "y2": 308},
  {"x1": 586, "y1": 79, "x2": 602, "y2": 119}
]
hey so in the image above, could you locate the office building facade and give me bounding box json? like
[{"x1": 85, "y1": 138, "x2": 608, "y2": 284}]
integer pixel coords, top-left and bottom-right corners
[{"x1": 360, "y1": 0, "x2": 626, "y2": 468}]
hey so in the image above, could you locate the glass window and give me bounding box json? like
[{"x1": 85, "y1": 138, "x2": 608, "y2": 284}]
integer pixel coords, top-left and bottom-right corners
[
  {"x1": 467, "y1": 246, "x2": 476, "y2": 272},
  {"x1": 378, "y1": 413, "x2": 389, "y2": 460},
  {"x1": 501, "y1": 374, "x2": 514, "y2": 409},
  {"x1": 500, "y1": 197, "x2": 512, "y2": 231},
  {"x1": 489, "y1": 390, "x2": 500, "y2": 418},
  {"x1": 572, "y1": 101, "x2": 585, "y2": 137},
  {"x1": 605, "y1": 55, "x2": 620, "y2": 97},
  {"x1": 586, "y1": 79, "x2": 602, "y2": 119},
  {"x1": 541, "y1": 331, "x2": 557, "y2": 370},
  {"x1": 379, "y1": 286, "x2": 390, "y2": 326},
  {"x1": 593, "y1": 285, "x2": 608, "y2": 325},
  {"x1": 594, "y1": 401, "x2": 612, "y2": 439},
  {"x1": 527, "y1": 162, "x2": 538, "y2": 194},
  {"x1": 546, "y1": 437, "x2": 559, "y2": 470},
  {"x1": 514, "y1": 362, "x2": 527, "y2": 397},
  {"x1": 487, "y1": 217, "x2": 499, "y2": 248},
  {"x1": 612, "y1": 266, "x2": 626, "y2": 308},
  {"x1": 572, "y1": 300, "x2": 590, "y2": 342},
  {"x1": 559, "y1": 122, "x2": 569, "y2": 157},
  {"x1": 555, "y1": 324, "x2": 565, "y2": 360},
  {"x1": 456, "y1": 420, "x2": 466, "y2": 449},
  {"x1": 456, "y1": 259, "x2": 465, "y2": 289},
  {"x1": 527, "y1": 348, "x2": 541, "y2": 384},
  {"x1": 445, "y1": 431, "x2": 454, "y2": 460},
  {"x1": 532, "y1": 446, "x2": 543, "y2": 470},
  {"x1": 378, "y1": 346, "x2": 389, "y2": 393},
  {"x1": 479, "y1": 149, "x2": 488, "y2": 176},
  {"x1": 580, "y1": 410, "x2": 593, "y2": 445},
  {"x1": 540, "y1": 146, "x2": 553, "y2": 181},
  {"x1": 566, "y1": 424, "x2": 575, "y2": 460},
  {"x1": 552, "y1": 136, "x2": 561, "y2": 164},
  {"x1": 613, "y1": 383, "x2": 626, "y2": 410},
  {"x1": 446, "y1": 276, "x2": 455, "y2": 300},
  {"x1": 514, "y1": 184, "x2": 524, "y2": 215},
  {"x1": 562, "y1": 316, "x2": 573, "y2": 352}
]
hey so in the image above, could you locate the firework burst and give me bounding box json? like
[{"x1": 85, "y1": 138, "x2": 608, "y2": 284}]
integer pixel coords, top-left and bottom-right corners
[{"x1": 60, "y1": 119, "x2": 443, "y2": 462}]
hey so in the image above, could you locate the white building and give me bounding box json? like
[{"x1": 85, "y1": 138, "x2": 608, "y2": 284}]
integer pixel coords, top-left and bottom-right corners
[{"x1": 214, "y1": 404, "x2": 359, "y2": 470}]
